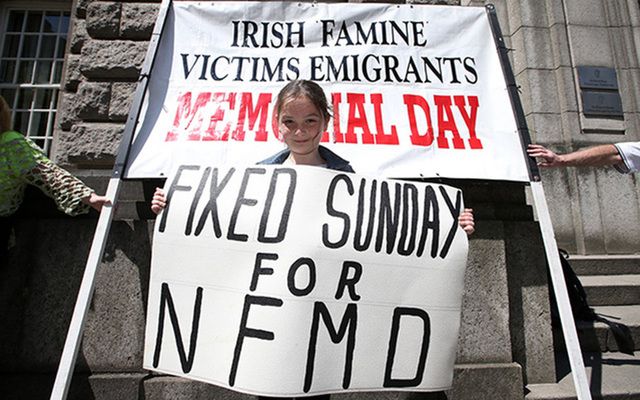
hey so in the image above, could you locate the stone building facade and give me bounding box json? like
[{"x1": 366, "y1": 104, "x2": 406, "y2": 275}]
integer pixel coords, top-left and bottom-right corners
[{"x1": 1, "y1": 0, "x2": 638, "y2": 399}]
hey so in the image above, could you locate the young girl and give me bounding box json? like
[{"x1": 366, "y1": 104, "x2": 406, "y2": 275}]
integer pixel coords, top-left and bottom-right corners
[
  {"x1": 152, "y1": 79, "x2": 474, "y2": 235},
  {"x1": 255, "y1": 79, "x2": 354, "y2": 172},
  {"x1": 152, "y1": 80, "x2": 474, "y2": 398}
]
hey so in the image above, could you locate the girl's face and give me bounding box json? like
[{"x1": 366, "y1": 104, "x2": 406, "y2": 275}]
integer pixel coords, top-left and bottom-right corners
[{"x1": 278, "y1": 95, "x2": 326, "y2": 157}]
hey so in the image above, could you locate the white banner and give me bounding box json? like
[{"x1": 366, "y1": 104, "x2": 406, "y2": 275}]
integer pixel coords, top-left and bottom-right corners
[
  {"x1": 144, "y1": 165, "x2": 469, "y2": 395},
  {"x1": 125, "y1": 1, "x2": 530, "y2": 182}
]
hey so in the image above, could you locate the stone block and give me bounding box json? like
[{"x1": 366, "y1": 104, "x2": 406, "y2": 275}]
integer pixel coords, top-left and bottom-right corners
[
  {"x1": 566, "y1": 26, "x2": 614, "y2": 66},
  {"x1": 579, "y1": 114, "x2": 627, "y2": 135},
  {"x1": 596, "y1": 168, "x2": 640, "y2": 254},
  {"x1": 544, "y1": 0, "x2": 567, "y2": 28},
  {"x1": 110, "y1": 82, "x2": 137, "y2": 121},
  {"x1": 86, "y1": 2, "x2": 121, "y2": 39},
  {"x1": 621, "y1": 114, "x2": 640, "y2": 142},
  {"x1": 631, "y1": 1, "x2": 640, "y2": 27},
  {"x1": 490, "y1": 0, "x2": 510, "y2": 37},
  {"x1": 63, "y1": 54, "x2": 83, "y2": 92},
  {"x1": 518, "y1": 69, "x2": 561, "y2": 114},
  {"x1": 563, "y1": 0, "x2": 607, "y2": 26},
  {"x1": 558, "y1": 111, "x2": 581, "y2": 142},
  {"x1": 80, "y1": 222, "x2": 151, "y2": 371},
  {"x1": 537, "y1": 167, "x2": 579, "y2": 253},
  {"x1": 76, "y1": 81, "x2": 111, "y2": 121},
  {"x1": 504, "y1": 221, "x2": 555, "y2": 384},
  {"x1": 568, "y1": 132, "x2": 630, "y2": 147},
  {"x1": 574, "y1": 168, "x2": 606, "y2": 254},
  {"x1": 121, "y1": 3, "x2": 160, "y2": 40},
  {"x1": 506, "y1": 0, "x2": 549, "y2": 29},
  {"x1": 622, "y1": 112, "x2": 640, "y2": 140},
  {"x1": 513, "y1": 69, "x2": 532, "y2": 113},
  {"x1": 57, "y1": 91, "x2": 81, "y2": 131},
  {"x1": 75, "y1": 0, "x2": 96, "y2": 19},
  {"x1": 509, "y1": 31, "x2": 526, "y2": 76},
  {"x1": 143, "y1": 364, "x2": 523, "y2": 400},
  {"x1": 618, "y1": 69, "x2": 640, "y2": 113},
  {"x1": 604, "y1": 0, "x2": 634, "y2": 27},
  {"x1": 81, "y1": 40, "x2": 148, "y2": 79},
  {"x1": 511, "y1": 27, "x2": 554, "y2": 73},
  {"x1": 69, "y1": 18, "x2": 87, "y2": 54},
  {"x1": 143, "y1": 376, "x2": 252, "y2": 400},
  {"x1": 614, "y1": 28, "x2": 640, "y2": 69},
  {"x1": 554, "y1": 67, "x2": 578, "y2": 113},
  {"x1": 549, "y1": 24, "x2": 571, "y2": 67},
  {"x1": 447, "y1": 363, "x2": 523, "y2": 400},
  {"x1": 525, "y1": 113, "x2": 564, "y2": 144},
  {"x1": 455, "y1": 221, "x2": 512, "y2": 364},
  {"x1": 61, "y1": 123, "x2": 123, "y2": 166},
  {"x1": 87, "y1": 373, "x2": 148, "y2": 400}
]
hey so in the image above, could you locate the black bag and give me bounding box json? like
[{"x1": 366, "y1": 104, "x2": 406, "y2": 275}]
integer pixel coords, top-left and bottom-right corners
[
  {"x1": 551, "y1": 249, "x2": 635, "y2": 355},
  {"x1": 557, "y1": 249, "x2": 596, "y2": 321}
]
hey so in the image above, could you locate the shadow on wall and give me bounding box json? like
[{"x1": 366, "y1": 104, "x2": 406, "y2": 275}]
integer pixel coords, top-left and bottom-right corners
[{"x1": 0, "y1": 186, "x2": 154, "y2": 399}]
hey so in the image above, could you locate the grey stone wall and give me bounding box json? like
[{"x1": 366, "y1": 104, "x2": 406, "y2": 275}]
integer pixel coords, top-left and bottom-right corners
[
  {"x1": 52, "y1": 0, "x2": 160, "y2": 168},
  {"x1": 464, "y1": 0, "x2": 640, "y2": 255}
]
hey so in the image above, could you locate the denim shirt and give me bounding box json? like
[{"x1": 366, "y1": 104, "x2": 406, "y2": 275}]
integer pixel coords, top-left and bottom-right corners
[{"x1": 258, "y1": 145, "x2": 355, "y2": 173}]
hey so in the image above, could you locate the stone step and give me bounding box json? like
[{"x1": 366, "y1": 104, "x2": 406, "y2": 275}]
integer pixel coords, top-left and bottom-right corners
[
  {"x1": 0, "y1": 363, "x2": 525, "y2": 400},
  {"x1": 568, "y1": 255, "x2": 640, "y2": 276},
  {"x1": 554, "y1": 305, "x2": 640, "y2": 353},
  {"x1": 526, "y1": 352, "x2": 640, "y2": 400},
  {"x1": 579, "y1": 274, "x2": 640, "y2": 306}
]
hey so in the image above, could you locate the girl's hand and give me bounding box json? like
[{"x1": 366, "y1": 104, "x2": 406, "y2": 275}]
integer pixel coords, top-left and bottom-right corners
[
  {"x1": 151, "y1": 187, "x2": 167, "y2": 215},
  {"x1": 458, "y1": 208, "x2": 475, "y2": 236}
]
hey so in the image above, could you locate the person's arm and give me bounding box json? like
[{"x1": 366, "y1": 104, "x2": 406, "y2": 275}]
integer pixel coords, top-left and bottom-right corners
[
  {"x1": 11, "y1": 134, "x2": 109, "y2": 215},
  {"x1": 81, "y1": 192, "x2": 110, "y2": 212},
  {"x1": 527, "y1": 143, "x2": 623, "y2": 168}
]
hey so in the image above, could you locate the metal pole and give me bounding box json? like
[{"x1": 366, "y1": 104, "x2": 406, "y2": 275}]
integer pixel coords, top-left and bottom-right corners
[
  {"x1": 49, "y1": 178, "x2": 121, "y2": 400},
  {"x1": 484, "y1": 4, "x2": 592, "y2": 399},
  {"x1": 531, "y1": 182, "x2": 592, "y2": 400},
  {"x1": 49, "y1": 1, "x2": 172, "y2": 398}
]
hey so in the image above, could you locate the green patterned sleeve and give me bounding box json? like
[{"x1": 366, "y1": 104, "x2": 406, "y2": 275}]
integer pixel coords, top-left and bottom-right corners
[{"x1": 14, "y1": 135, "x2": 93, "y2": 216}]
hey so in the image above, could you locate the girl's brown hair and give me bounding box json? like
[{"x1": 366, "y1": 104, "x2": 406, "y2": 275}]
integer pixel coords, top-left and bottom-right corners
[{"x1": 274, "y1": 80, "x2": 332, "y2": 123}]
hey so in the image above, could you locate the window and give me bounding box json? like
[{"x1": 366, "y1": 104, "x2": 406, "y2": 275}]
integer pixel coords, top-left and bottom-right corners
[{"x1": 0, "y1": 4, "x2": 71, "y2": 154}]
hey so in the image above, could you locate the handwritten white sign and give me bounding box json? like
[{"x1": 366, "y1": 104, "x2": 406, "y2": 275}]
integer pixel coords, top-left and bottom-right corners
[{"x1": 144, "y1": 165, "x2": 468, "y2": 396}]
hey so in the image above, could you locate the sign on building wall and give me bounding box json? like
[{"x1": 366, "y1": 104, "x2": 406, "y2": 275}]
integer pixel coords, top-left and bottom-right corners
[
  {"x1": 144, "y1": 165, "x2": 469, "y2": 395},
  {"x1": 124, "y1": 1, "x2": 530, "y2": 182}
]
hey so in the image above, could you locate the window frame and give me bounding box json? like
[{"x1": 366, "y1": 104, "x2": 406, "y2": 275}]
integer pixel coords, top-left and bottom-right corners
[{"x1": 0, "y1": 0, "x2": 72, "y2": 154}]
